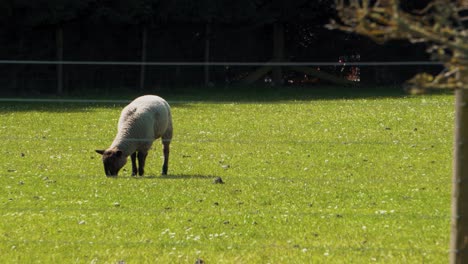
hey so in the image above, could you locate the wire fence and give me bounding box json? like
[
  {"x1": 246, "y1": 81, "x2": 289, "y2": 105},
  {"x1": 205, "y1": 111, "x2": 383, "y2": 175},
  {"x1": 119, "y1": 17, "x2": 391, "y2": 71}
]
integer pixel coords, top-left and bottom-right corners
[
  {"x1": 0, "y1": 60, "x2": 445, "y2": 66},
  {"x1": 0, "y1": 59, "x2": 446, "y2": 95}
]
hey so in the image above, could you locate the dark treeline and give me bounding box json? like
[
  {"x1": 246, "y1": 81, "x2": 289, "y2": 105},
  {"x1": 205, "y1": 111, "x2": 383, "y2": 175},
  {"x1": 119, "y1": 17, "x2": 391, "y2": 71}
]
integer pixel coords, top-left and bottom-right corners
[{"x1": 0, "y1": 0, "x2": 440, "y2": 95}]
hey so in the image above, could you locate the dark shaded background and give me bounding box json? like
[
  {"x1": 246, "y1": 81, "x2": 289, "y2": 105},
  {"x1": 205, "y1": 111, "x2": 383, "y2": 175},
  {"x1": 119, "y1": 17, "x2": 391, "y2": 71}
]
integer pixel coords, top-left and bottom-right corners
[{"x1": 0, "y1": 0, "x2": 441, "y2": 95}]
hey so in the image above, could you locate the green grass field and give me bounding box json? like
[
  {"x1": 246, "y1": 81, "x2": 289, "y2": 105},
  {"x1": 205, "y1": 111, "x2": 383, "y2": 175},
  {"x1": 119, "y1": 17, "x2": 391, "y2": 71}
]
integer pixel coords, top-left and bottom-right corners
[{"x1": 0, "y1": 88, "x2": 454, "y2": 263}]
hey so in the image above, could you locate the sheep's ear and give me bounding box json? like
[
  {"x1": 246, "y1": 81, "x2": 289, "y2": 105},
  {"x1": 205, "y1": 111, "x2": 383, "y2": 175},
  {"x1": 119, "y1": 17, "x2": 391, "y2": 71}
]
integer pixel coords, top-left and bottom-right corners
[
  {"x1": 116, "y1": 150, "x2": 123, "y2": 157},
  {"x1": 95, "y1": 150, "x2": 105, "y2": 155}
]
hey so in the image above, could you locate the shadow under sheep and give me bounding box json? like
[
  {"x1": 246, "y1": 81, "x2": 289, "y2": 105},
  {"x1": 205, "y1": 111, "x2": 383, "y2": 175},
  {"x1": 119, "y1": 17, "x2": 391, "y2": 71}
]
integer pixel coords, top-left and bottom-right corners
[{"x1": 118, "y1": 173, "x2": 223, "y2": 182}]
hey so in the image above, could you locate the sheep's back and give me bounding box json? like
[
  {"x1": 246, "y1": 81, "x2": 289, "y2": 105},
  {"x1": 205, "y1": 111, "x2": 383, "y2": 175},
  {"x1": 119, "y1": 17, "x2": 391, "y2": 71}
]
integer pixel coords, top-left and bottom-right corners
[{"x1": 114, "y1": 95, "x2": 171, "y2": 150}]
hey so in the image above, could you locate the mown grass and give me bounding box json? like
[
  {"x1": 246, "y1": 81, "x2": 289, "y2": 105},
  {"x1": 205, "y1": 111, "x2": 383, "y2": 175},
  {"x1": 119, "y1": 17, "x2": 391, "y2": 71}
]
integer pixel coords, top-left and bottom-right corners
[{"x1": 0, "y1": 89, "x2": 454, "y2": 263}]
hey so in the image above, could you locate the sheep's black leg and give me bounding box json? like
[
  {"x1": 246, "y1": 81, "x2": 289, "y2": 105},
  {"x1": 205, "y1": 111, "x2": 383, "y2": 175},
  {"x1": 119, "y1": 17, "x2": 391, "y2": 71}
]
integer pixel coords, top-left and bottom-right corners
[
  {"x1": 131, "y1": 152, "x2": 138, "y2": 176},
  {"x1": 137, "y1": 151, "x2": 148, "y2": 176},
  {"x1": 162, "y1": 142, "x2": 170, "y2": 175}
]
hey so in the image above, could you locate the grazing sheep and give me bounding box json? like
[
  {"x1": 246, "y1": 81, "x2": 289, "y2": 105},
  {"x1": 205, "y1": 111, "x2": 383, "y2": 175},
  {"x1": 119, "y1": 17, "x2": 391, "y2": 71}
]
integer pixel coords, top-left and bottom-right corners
[{"x1": 96, "y1": 95, "x2": 173, "y2": 177}]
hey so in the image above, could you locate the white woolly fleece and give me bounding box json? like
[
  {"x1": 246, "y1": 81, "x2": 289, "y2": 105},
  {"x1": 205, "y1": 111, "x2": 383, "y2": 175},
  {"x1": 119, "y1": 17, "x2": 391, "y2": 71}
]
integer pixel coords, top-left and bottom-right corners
[{"x1": 110, "y1": 95, "x2": 173, "y2": 156}]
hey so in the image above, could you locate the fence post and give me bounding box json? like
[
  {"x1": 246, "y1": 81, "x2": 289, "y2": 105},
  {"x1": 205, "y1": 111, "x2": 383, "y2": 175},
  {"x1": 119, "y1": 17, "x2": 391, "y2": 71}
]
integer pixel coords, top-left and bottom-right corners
[
  {"x1": 272, "y1": 22, "x2": 284, "y2": 85},
  {"x1": 139, "y1": 26, "x2": 148, "y2": 91},
  {"x1": 450, "y1": 68, "x2": 468, "y2": 263},
  {"x1": 204, "y1": 22, "x2": 211, "y2": 87},
  {"x1": 56, "y1": 25, "x2": 64, "y2": 95}
]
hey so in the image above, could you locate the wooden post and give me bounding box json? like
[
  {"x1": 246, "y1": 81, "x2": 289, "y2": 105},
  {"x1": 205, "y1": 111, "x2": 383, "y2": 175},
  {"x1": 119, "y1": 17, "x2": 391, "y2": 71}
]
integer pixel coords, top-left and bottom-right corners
[
  {"x1": 204, "y1": 22, "x2": 211, "y2": 86},
  {"x1": 450, "y1": 68, "x2": 468, "y2": 264},
  {"x1": 56, "y1": 25, "x2": 64, "y2": 95},
  {"x1": 272, "y1": 22, "x2": 285, "y2": 85},
  {"x1": 139, "y1": 26, "x2": 148, "y2": 91}
]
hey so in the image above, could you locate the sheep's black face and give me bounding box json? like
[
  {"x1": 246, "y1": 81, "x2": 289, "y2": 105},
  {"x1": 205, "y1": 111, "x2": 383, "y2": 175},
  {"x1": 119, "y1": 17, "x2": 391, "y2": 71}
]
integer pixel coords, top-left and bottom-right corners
[{"x1": 96, "y1": 149, "x2": 127, "y2": 177}]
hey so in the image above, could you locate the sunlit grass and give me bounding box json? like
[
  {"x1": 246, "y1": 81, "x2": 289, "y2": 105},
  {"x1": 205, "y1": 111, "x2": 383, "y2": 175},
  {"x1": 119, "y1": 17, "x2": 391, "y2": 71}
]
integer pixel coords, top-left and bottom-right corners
[{"x1": 0, "y1": 92, "x2": 454, "y2": 263}]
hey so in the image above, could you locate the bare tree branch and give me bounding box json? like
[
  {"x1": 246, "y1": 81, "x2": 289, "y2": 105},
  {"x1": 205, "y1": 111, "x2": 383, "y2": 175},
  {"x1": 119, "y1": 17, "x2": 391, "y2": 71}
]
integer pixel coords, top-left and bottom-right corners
[{"x1": 329, "y1": 0, "x2": 468, "y2": 91}]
